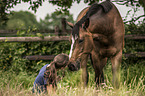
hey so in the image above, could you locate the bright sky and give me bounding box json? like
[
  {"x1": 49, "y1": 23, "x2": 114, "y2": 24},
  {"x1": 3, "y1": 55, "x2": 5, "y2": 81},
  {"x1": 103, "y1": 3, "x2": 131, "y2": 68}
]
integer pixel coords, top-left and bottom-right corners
[{"x1": 10, "y1": 1, "x2": 144, "y2": 22}]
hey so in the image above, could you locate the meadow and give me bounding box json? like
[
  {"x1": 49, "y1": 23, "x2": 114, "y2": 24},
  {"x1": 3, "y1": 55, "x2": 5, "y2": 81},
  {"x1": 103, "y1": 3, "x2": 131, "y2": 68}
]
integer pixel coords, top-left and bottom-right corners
[{"x1": 0, "y1": 59, "x2": 144, "y2": 96}]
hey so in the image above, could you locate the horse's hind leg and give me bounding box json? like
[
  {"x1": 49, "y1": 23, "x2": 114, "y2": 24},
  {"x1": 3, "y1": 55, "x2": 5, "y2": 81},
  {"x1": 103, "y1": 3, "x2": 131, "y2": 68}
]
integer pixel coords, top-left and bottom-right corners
[
  {"x1": 111, "y1": 50, "x2": 122, "y2": 89},
  {"x1": 90, "y1": 53, "x2": 107, "y2": 85}
]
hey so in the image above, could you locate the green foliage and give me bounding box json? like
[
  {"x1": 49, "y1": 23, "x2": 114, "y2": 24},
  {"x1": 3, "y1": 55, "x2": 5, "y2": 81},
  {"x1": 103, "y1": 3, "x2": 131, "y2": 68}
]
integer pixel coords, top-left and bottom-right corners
[
  {"x1": 1, "y1": 0, "x2": 145, "y2": 27},
  {"x1": 0, "y1": 41, "x2": 70, "y2": 74},
  {"x1": 125, "y1": 22, "x2": 145, "y2": 34},
  {"x1": 16, "y1": 26, "x2": 38, "y2": 37},
  {"x1": 124, "y1": 22, "x2": 145, "y2": 56},
  {"x1": 3, "y1": 11, "x2": 41, "y2": 30},
  {"x1": 39, "y1": 12, "x2": 74, "y2": 30},
  {"x1": 0, "y1": 10, "x2": 74, "y2": 36}
]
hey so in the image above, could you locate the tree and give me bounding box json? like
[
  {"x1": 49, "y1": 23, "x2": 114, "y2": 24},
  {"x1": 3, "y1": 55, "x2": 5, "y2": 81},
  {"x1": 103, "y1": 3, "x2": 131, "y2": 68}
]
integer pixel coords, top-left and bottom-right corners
[
  {"x1": 0, "y1": 0, "x2": 145, "y2": 25},
  {"x1": 115, "y1": 0, "x2": 145, "y2": 23},
  {"x1": 2, "y1": 11, "x2": 40, "y2": 30},
  {"x1": 115, "y1": 0, "x2": 145, "y2": 13},
  {"x1": 39, "y1": 12, "x2": 74, "y2": 30}
]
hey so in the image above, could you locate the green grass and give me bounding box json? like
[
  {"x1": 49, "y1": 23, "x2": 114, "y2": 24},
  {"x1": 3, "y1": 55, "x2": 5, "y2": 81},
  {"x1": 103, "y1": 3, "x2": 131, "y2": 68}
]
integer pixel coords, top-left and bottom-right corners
[{"x1": 0, "y1": 63, "x2": 144, "y2": 96}]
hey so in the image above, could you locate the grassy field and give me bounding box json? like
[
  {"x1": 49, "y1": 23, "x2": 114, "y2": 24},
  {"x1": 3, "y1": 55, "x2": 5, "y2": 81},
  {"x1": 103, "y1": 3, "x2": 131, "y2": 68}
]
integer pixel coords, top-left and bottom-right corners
[{"x1": 0, "y1": 61, "x2": 144, "y2": 96}]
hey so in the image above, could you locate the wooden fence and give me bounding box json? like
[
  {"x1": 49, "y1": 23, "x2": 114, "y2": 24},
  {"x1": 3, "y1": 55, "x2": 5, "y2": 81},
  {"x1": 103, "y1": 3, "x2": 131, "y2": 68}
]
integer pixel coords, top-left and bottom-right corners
[
  {"x1": 0, "y1": 18, "x2": 70, "y2": 37},
  {"x1": 0, "y1": 35, "x2": 145, "y2": 60},
  {"x1": 0, "y1": 34, "x2": 145, "y2": 42},
  {"x1": 0, "y1": 18, "x2": 145, "y2": 60},
  {"x1": 23, "y1": 52, "x2": 145, "y2": 61},
  {"x1": 0, "y1": 36, "x2": 69, "y2": 42}
]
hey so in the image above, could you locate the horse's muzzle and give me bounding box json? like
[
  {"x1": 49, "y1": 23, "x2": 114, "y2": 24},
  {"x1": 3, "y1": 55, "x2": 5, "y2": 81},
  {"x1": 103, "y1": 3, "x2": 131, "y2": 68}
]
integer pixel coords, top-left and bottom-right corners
[{"x1": 68, "y1": 59, "x2": 80, "y2": 71}]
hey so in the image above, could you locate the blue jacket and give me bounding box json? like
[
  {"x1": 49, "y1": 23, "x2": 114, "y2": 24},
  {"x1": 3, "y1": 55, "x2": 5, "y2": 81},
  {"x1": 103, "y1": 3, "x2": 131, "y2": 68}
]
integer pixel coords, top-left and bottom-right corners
[{"x1": 32, "y1": 64, "x2": 49, "y2": 93}]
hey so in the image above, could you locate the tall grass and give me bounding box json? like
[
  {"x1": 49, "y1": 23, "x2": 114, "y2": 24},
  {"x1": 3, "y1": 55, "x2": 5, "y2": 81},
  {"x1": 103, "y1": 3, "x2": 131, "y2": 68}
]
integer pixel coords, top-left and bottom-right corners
[{"x1": 0, "y1": 63, "x2": 144, "y2": 96}]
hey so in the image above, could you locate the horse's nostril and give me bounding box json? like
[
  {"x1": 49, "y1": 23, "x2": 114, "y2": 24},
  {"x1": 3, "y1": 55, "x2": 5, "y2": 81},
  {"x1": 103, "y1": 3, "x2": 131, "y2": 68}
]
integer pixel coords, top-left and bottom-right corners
[
  {"x1": 68, "y1": 62, "x2": 80, "y2": 71},
  {"x1": 68, "y1": 63, "x2": 76, "y2": 71}
]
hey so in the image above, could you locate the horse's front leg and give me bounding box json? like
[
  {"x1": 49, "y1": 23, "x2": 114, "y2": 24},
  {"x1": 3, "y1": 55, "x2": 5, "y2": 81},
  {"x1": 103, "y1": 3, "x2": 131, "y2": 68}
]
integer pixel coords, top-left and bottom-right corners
[
  {"x1": 80, "y1": 54, "x2": 89, "y2": 87},
  {"x1": 90, "y1": 50, "x2": 107, "y2": 85},
  {"x1": 111, "y1": 50, "x2": 122, "y2": 89}
]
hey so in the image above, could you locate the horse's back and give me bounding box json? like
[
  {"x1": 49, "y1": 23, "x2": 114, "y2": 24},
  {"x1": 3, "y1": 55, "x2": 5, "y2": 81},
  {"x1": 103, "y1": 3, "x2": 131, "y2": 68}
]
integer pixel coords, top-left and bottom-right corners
[
  {"x1": 76, "y1": 7, "x2": 89, "y2": 22},
  {"x1": 76, "y1": 2, "x2": 124, "y2": 34},
  {"x1": 76, "y1": 1, "x2": 125, "y2": 54}
]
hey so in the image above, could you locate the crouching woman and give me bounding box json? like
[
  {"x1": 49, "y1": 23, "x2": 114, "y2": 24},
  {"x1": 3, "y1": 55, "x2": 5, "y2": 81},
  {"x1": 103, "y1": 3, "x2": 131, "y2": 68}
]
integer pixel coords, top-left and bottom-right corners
[{"x1": 32, "y1": 53, "x2": 69, "y2": 94}]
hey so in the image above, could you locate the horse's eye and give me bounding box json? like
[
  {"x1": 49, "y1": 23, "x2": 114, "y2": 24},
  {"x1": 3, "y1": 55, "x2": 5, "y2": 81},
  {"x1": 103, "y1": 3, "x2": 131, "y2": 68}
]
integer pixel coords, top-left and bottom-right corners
[{"x1": 79, "y1": 39, "x2": 84, "y2": 43}]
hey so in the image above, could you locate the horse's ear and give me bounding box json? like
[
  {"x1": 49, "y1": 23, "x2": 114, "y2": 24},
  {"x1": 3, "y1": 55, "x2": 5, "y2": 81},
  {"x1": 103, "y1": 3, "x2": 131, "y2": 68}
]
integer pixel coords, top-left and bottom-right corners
[
  {"x1": 66, "y1": 21, "x2": 74, "y2": 28},
  {"x1": 83, "y1": 18, "x2": 90, "y2": 29}
]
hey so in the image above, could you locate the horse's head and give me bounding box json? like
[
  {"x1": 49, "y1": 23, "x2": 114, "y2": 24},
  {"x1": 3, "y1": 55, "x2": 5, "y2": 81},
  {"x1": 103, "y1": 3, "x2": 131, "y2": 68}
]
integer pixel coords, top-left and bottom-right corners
[{"x1": 67, "y1": 21, "x2": 95, "y2": 71}]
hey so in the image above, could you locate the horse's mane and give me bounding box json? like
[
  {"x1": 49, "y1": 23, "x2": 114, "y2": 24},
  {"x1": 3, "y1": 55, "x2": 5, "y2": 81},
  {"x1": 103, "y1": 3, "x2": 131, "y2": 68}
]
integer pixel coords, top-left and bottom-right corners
[{"x1": 72, "y1": 1, "x2": 112, "y2": 40}]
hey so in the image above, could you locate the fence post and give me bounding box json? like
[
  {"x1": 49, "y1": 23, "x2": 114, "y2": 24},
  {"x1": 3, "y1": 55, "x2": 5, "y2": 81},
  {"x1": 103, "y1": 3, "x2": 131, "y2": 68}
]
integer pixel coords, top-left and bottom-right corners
[
  {"x1": 55, "y1": 25, "x2": 61, "y2": 36},
  {"x1": 61, "y1": 18, "x2": 67, "y2": 35}
]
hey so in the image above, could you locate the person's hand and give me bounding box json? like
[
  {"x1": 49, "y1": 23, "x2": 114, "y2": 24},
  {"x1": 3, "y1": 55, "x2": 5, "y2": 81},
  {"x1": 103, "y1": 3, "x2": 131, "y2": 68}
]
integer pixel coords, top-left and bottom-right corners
[{"x1": 46, "y1": 84, "x2": 56, "y2": 95}]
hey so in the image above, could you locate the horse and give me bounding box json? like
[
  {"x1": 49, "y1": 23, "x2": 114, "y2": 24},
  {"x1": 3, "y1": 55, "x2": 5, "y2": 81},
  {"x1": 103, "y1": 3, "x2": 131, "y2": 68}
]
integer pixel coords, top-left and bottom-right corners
[{"x1": 67, "y1": 0, "x2": 125, "y2": 89}]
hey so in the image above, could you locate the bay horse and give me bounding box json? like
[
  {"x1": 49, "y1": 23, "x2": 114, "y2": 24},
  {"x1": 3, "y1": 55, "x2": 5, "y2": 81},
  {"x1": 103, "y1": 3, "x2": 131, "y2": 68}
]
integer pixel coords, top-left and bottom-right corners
[{"x1": 67, "y1": 0, "x2": 125, "y2": 88}]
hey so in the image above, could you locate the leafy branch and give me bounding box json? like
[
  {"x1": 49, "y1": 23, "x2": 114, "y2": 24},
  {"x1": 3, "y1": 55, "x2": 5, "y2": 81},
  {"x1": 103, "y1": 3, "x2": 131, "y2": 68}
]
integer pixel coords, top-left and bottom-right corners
[{"x1": 124, "y1": 14, "x2": 145, "y2": 24}]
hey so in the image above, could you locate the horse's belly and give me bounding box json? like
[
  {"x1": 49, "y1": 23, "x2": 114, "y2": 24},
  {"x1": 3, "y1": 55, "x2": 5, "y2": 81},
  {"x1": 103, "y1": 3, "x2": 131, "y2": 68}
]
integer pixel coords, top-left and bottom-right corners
[{"x1": 99, "y1": 46, "x2": 117, "y2": 57}]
